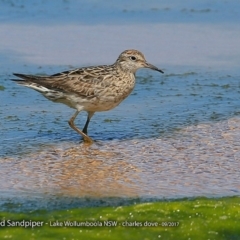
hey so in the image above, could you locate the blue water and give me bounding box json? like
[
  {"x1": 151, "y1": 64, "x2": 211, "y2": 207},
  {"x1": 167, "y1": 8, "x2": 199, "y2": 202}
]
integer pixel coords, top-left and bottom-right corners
[
  {"x1": 1, "y1": 68, "x2": 240, "y2": 157},
  {"x1": 0, "y1": 0, "x2": 239, "y2": 24}
]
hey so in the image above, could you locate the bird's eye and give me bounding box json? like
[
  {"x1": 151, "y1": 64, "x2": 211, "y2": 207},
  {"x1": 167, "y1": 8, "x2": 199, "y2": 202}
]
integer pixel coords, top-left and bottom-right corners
[{"x1": 130, "y1": 56, "x2": 136, "y2": 61}]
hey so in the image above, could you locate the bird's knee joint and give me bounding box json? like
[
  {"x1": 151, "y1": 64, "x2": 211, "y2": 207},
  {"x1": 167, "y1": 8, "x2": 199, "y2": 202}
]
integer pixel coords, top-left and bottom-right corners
[{"x1": 68, "y1": 119, "x2": 73, "y2": 126}]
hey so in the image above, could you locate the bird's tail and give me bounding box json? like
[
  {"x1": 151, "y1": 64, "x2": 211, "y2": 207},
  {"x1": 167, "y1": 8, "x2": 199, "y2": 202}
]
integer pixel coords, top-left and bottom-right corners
[
  {"x1": 12, "y1": 73, "x2": 42, "y2": 81},
  {"x1": 12, "y1": 73, "x2": 50, "y2": 93}
]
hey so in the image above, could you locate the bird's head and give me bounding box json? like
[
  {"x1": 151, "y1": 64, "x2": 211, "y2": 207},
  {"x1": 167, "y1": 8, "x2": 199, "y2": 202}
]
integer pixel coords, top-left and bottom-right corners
[{"x1": 115, "y1": 49, "x2": 164, "y2": 74}]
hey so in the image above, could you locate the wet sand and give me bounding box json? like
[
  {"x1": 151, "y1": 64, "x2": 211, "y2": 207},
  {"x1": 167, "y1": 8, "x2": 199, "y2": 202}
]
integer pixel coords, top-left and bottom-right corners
[{"x1": 1, "y1": 117, "x2": 239, "y2": 210}]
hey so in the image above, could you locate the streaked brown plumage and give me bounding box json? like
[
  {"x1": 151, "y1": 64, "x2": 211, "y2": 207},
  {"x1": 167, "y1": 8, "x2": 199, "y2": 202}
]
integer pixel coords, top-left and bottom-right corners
[{"x1": 12, "y1": 49, "x2": 164, "y2": 143}]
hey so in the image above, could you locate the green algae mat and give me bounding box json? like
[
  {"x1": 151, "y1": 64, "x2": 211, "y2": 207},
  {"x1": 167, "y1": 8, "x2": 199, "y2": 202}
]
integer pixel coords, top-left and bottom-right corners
[{"x1": 0, "y1": 196, "x2": 239, "y2": 240}]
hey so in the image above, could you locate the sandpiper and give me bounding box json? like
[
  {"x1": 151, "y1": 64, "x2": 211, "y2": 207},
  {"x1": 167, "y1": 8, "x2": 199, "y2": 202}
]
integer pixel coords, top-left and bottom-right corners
[{"x1": 13, "y1": 49, "x2": 164, "y2": 143}]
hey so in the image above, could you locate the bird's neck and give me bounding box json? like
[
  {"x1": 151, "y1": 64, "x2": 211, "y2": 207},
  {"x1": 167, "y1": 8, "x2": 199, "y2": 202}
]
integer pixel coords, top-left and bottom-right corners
[{"x1": 114, "y1": 62, "x2": 137, "y2": 75}]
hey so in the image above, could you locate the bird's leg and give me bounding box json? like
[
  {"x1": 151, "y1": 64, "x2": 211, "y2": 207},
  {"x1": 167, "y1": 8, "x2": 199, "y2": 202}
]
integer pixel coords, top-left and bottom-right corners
[
  {"x1": 82, "y1": 111, "x2": 95, "y2": 134},
  {"x1": 68, "y1": 110, "x2": 93, "y2": 143}
]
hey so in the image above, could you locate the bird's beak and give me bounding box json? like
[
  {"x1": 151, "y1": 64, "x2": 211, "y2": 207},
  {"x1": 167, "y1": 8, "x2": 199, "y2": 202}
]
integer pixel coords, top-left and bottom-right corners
[{"x1": 145, "y1": 62, "x2": 164, "y2": 73}]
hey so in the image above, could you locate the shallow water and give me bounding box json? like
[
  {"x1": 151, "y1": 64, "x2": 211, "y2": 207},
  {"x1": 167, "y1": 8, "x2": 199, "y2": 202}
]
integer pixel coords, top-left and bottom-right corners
[
  {"x1": 0, "y1": 0, "x2": 240, "y2": 211},
  {"x1": 1, "y1": 69, "x2": 240, "y2": 211}
]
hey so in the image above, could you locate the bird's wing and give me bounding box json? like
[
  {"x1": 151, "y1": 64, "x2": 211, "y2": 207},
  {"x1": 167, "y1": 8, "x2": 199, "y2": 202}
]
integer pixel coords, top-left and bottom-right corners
[{"x1": 13, "y1": 65, "x2": 115, "y2": 98}]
